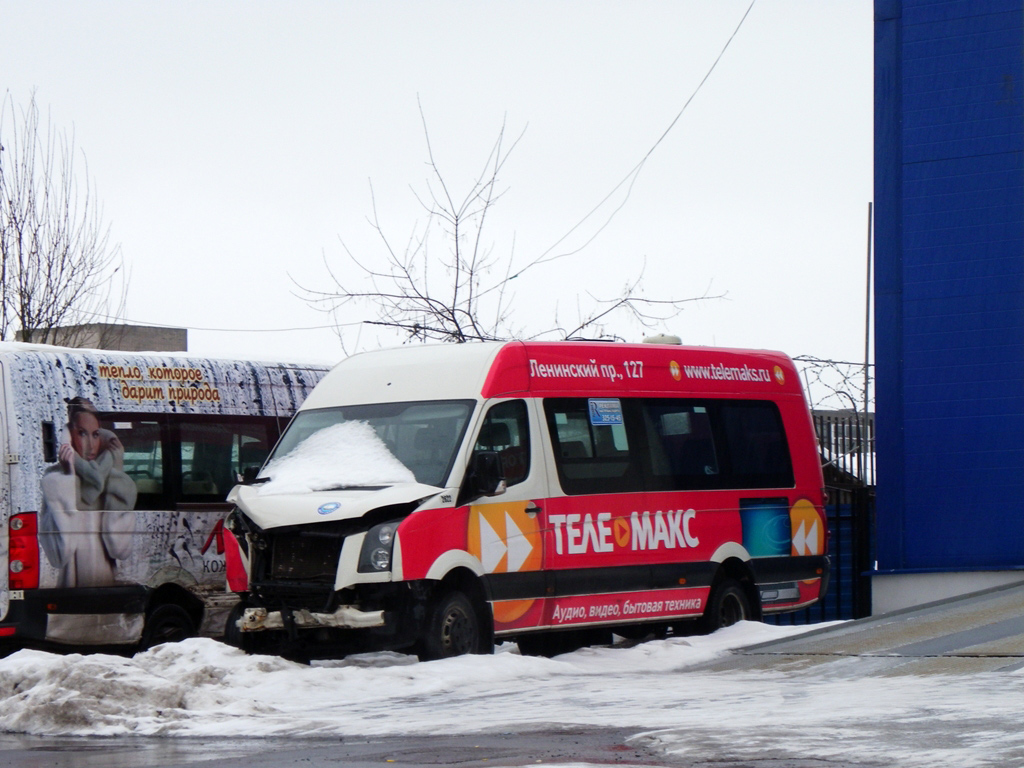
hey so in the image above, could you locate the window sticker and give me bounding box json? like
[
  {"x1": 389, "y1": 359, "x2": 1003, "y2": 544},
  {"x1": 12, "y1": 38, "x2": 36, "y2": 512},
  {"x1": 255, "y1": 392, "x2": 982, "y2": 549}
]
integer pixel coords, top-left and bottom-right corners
[{"x1": 588, "y1": 398, "x2": 623, "y2": 426}]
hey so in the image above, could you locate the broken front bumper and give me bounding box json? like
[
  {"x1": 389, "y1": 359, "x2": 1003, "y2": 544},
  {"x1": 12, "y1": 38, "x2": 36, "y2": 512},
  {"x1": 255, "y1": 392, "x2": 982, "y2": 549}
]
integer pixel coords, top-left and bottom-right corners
[{"x1": 238, "y1": 605, "x2": 385, "y2": 632}]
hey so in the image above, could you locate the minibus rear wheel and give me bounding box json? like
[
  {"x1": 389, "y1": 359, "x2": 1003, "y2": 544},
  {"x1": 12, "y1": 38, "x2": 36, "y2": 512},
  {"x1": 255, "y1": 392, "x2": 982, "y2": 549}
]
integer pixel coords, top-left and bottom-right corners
[
  {"x1": 701, "y1": 579, "x2": 751, "y2": 634},
  {"x1": 418, "y1": 590, "x2": 485, "y2": 661}
]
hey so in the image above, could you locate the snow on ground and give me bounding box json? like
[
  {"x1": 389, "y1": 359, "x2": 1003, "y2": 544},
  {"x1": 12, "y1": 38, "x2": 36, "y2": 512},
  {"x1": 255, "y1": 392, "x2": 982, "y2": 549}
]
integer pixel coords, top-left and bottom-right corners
[{"x1": 0, "y1": 622, "x2": 1021, "y2": 766}]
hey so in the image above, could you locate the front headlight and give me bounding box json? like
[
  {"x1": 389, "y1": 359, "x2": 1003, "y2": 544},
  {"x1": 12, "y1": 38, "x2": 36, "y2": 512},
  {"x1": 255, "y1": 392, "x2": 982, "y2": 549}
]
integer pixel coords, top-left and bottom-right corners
[
  {"x1": 358, "y1": 521, "x2": 400, "y2": 573},
  {"x1": 377, "y1": 523, "x2": 395, "y2": 546},
  {"x1": 369, "y1": 547, "x2": 391, "y2": 571}
]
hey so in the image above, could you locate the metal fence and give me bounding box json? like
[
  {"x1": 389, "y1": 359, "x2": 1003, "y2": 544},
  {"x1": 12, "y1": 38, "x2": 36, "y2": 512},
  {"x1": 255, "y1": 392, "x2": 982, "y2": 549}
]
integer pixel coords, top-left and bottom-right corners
[{"x1": 766, "y1": 411, "x2": 875, "y2": 625}]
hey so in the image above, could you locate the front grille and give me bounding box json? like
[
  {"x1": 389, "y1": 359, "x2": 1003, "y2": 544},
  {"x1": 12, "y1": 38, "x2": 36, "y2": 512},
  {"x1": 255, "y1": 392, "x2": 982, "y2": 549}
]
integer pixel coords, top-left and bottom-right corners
[
  {"x1": 251, "y1": 582, "x2": 336, "y2": 612},
  {"x1": 270, "y1": 532, "x2": 344, "y2": 582}
]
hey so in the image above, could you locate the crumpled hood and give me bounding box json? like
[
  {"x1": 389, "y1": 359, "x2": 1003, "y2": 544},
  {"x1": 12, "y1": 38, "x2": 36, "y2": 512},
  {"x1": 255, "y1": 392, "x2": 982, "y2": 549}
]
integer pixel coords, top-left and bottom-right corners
[{"x1": 227, "y1": 481, "x2": 444, "y2": 530}]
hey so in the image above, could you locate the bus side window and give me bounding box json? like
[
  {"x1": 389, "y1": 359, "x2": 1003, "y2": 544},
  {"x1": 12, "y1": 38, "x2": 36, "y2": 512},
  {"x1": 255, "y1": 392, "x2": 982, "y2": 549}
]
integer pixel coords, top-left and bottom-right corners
[
  {"x1": 719, "y1": 402, "x2": 794, "y2": 488},
  {"x1": 108, "y1": 419, "x2": 166, "y2": 505},
  {"x1": 640, "y1": 400, "x2": 720, "y2": 490},
  {"x1": 544, "y1": 399, "x2": 638, "y2": 495},
  {"x1": 41, "y1": 421, "x2": 58, "y2": 463},
  {"x1": 179, "y1": 420, "x2": 275, "y2": 500},
  {"x1": 237, "y1": 435, "x2": 271, "y2": 483}
]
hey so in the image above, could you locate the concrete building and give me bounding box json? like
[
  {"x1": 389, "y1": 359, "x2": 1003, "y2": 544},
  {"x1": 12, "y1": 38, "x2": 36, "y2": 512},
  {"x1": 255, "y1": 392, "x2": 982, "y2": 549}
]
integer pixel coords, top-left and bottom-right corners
[{"x1": 16, "y1": 323, "x2": 187, "y2": 352}]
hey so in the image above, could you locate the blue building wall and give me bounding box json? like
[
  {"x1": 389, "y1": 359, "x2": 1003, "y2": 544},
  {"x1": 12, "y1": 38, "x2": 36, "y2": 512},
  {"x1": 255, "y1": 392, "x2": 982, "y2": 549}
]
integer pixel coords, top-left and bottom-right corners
[{"x1": 874, "y1": 1, "x2": 1024, "y2": 572}]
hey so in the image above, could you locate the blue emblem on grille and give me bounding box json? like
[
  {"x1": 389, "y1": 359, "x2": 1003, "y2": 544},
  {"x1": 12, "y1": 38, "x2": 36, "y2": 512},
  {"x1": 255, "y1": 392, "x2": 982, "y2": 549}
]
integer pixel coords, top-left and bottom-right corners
[{"x1": 318, "y1": 502, "x2": 342, "y2": 516}]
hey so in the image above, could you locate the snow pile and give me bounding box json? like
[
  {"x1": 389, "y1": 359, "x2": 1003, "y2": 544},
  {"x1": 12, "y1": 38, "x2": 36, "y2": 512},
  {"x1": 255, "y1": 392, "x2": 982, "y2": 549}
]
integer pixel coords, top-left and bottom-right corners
[
  {"x1": 0, "y1": 622, "x2": 1020, "y2": 766},
  {"x1": 0, "y1": 649, "x2": 189, "y2": 736},
  {"x1": 0, "y1": 624, "x2": 799, "y2": 738},
  {"x1": 257, "y1": 421, "x2": 415, "y2": 495}
]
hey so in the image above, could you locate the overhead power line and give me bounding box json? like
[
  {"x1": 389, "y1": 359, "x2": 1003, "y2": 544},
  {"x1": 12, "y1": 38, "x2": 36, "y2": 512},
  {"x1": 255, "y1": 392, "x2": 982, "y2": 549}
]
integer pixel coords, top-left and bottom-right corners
[
  {"x1": 74, "y1": 311, "x2": 357, "y2": 334},
  {"x1": 522, "y1": 0, "x2": 758, "y2": 273}
]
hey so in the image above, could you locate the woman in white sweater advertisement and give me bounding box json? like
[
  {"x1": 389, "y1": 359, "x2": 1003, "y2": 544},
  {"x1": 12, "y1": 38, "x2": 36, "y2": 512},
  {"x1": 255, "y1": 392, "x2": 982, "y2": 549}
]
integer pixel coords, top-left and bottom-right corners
[{"x1": 39, "y1": 397, "x2": 137, "y2": 589}]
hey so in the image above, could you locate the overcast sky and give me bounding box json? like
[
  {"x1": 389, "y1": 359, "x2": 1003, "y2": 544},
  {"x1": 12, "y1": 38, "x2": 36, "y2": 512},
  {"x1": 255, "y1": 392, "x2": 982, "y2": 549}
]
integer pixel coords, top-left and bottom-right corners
[{"x1": 1, "y1": 1, "x2": 872, "y2": 365}]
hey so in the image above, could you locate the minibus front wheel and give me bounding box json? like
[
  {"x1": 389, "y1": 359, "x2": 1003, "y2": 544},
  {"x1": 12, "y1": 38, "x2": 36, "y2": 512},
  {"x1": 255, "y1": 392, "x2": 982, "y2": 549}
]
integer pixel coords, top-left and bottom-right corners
[
  {"x1": 417, "y1": 589, "x2": 487, "y2": 661},
  {"x1": 223, "y1": 601, "x2": 256, "y2": 653}
]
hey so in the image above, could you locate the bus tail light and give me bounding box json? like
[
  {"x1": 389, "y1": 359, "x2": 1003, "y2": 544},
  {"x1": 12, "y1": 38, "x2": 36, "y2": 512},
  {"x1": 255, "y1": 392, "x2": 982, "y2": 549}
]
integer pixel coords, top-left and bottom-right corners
[{"x1": 9, "y1": 513, "x2": 40, "y2": 590}]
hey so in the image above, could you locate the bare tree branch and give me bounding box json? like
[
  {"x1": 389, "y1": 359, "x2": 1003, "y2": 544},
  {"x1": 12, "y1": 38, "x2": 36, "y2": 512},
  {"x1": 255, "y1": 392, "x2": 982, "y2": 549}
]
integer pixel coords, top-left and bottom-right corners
[
  {"x1": 794, "y1": 355, "x2": 874, "y2": 412},
  {"x1": 0, "y1": 90, "x2": 127, "y2": 344},
  {"x1": 294, "y1": 110, "x2": 719, "y2": 345}
]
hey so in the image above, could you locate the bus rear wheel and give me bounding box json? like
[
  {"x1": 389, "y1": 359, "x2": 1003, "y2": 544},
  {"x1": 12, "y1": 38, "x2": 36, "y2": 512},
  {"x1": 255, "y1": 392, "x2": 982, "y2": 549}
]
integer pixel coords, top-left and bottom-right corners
[
  {"x1": 418, "y1": 590, "x2": 486, "y2": 661},
  {"x1": 701, "y1": 580, "x2": 752, "y2": 634},
  {"x1": 140, "y1": 604, "x2": 197, "y2": 650}
]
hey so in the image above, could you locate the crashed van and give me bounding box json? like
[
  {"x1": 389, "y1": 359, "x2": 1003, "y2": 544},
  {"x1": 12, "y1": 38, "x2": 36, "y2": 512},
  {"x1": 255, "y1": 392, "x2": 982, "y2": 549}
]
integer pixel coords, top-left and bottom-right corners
[{"x1": 224, "y1": 340, "x2": 829, "y2": 659}]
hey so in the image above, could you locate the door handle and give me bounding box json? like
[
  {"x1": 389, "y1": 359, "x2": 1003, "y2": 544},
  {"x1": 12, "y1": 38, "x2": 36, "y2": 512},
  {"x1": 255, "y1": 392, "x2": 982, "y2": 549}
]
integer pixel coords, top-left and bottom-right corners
[{"x1": 526, "y1": 502, "x2": 542, "y2": 516}]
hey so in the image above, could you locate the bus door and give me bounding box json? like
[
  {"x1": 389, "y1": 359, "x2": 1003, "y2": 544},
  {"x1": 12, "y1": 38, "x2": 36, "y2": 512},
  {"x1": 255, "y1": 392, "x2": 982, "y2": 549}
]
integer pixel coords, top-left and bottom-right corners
[{"x1": 464, "y1": 398, "x2": 548, "y2": 634}]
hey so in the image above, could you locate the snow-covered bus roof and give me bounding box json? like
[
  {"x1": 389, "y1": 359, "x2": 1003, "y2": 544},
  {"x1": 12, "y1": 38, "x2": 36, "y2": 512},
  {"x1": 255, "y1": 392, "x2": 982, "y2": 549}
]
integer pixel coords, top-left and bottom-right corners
[{"x1": 0, "y1": 341, "x2": 328, "y2": 418}]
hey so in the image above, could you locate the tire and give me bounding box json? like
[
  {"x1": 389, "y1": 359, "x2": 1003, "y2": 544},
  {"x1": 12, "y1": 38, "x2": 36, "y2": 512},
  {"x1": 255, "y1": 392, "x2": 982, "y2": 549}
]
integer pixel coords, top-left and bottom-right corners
[
  {"x1": 614, "y1": 623, "x2": 669, "y2": 642},
  {"x1": 223, "y1": 603, "x2": 300, "y2": 659},
  {"x1": 701, "y1": 580, "x2": 752, "y2": 634},
  {"x1": 418, "y1": 590, "x2": 486, "y2": 661},
  {"x1": 222, "y1": 602, "x2": 253, "y2": 652},
  {"x1": 517, "y1": 633, "x2": 577, "y2": 657},
  {"x1": 517, "y1": 628, "x2": 611, "y2": 657},
  {"x1": 140, "y1": 604, "x2": 197, "y2": 650},
  {"x1": 516, "y1": 633, "x2": 557, "y2": 657}
]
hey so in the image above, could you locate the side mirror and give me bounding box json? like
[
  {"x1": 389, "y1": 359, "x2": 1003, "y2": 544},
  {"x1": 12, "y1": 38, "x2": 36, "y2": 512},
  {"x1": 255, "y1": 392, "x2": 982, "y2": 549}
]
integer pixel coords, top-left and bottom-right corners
[
  {"x1": 466, "y1": 450, "x2": 507, "y2": 498},
  {"x1": 240, "y1": 466, "x2": 261, "y2": 485}
]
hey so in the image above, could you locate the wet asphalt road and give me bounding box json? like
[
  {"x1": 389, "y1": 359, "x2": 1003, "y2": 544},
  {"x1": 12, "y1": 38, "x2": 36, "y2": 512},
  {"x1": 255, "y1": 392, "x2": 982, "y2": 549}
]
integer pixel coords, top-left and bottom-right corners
[
  {"x1": 0, "y1": 729, "x2": 663, "y2": 768},
  {"x1": 0, "y1": 729, "x2": 864, "y2": 768}
]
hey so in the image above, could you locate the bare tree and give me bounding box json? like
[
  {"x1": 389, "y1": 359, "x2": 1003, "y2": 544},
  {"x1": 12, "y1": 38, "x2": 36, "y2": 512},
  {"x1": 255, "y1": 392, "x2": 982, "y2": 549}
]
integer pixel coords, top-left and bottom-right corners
[
  {"x1": 297, "y1": 108, "x2": 718, "y2": 347},
  {"x1": 796, "y1": 355, "x2": 875, "y2": 486},
  {"x1": 0, "y1": 91, "x2": 127, "y2": 344},
  {"x1": 794, "y1": 355, "x2": 873, "y2": 413}
]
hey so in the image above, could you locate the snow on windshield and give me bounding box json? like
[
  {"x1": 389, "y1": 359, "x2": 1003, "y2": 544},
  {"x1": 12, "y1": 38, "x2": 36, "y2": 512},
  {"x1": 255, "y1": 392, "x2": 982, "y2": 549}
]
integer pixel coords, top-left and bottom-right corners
[{"x1": 257, "y1": 421, "x2": 415, "y2": 495}]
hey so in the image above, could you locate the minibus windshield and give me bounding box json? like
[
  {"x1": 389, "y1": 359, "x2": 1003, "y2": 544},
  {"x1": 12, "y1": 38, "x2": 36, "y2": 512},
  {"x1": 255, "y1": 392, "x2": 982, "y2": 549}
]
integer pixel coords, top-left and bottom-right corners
[{"x1": 264, "y1": 400, "x2": 476, "y2": 488}]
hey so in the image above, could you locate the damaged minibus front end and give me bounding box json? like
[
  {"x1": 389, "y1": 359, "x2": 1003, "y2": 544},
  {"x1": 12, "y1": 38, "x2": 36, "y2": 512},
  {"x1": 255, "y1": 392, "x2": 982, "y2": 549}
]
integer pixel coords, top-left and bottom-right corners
[
  {"x1": 224, "y1": 480, "x2": 447, "y2": 659},
  {"x1": 221, "y1": 395, "x2": 483, "y2": 660}
]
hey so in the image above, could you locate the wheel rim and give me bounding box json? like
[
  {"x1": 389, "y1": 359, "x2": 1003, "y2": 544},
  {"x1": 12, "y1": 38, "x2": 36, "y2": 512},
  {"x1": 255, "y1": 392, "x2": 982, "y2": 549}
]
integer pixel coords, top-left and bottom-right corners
[{"x1": 441, "y1": 604, "x2": 475, "y2": 655}]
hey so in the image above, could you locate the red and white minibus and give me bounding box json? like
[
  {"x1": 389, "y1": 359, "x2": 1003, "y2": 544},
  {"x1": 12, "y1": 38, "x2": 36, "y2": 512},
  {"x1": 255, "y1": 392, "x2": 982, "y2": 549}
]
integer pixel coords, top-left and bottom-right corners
[{"x1": 225, "y1": 340, "x2": 828, "y2": 659}]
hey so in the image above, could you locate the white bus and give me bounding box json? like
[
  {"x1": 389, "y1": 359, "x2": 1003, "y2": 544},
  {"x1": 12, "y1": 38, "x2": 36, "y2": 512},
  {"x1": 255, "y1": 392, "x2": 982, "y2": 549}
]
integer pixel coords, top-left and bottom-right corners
[{"x1": 0, "y1": 342, "x2": 327, "y2": 652}]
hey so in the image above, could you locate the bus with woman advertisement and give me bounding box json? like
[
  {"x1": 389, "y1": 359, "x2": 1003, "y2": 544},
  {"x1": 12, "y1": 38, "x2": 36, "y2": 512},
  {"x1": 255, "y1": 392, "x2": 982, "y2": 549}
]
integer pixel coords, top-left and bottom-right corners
[{"x1": 0, "y1": 342, "x2": 326, "y2": 652}]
